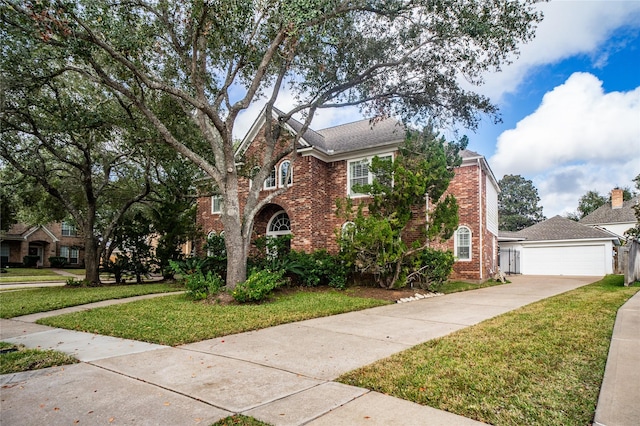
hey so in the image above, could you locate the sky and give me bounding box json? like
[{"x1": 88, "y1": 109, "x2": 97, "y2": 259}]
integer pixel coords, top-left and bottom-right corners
[{"x1": 235, "y1": 0, "x2": 640, "y2": 218}]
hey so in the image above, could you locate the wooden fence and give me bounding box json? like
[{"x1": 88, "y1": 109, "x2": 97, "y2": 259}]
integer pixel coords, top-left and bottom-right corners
[{"x1": 623, "y1": 238, "x2": 640, "y2": 286}]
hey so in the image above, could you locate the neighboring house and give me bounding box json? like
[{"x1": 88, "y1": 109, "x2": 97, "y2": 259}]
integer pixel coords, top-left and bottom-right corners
[
  {"x1": 0, "y1": 222, "x2": 85, "y2": 268},
  {"x1": 579, "y1": 188, "x2": 639, "y2": 239},
  {"x1": 197, "y1": 108, "x2": 500, "y2": 282},
  {"x1": 498, "y1": 215, "x2": 619, "y2": 276}
]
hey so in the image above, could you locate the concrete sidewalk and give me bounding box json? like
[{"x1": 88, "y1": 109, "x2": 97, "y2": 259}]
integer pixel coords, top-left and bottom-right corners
[
  {"x1": 1, "y1": 275, "x2": 624, "y2": 425},
  {"x1": 594, "y1": 290, "x2": 640, "y2": 426}
]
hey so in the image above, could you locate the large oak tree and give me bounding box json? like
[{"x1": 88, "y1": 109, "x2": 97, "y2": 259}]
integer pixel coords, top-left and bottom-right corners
[{"x1": 2, "y1": 0, "x2": 543, "y2": 287}]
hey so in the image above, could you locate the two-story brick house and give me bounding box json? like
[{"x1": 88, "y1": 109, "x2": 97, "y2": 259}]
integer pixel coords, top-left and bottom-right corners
[
  {"x1": 0, "y1": 222, "x2": 85, "y2": 268},
  {"x1": 197, "y1": 108, "x2": 500, "y2": 282}
]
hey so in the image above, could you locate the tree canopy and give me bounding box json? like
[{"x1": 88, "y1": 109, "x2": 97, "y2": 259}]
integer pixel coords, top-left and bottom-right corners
[
  {"x1": 498, "y1": 174, "x2": 545, "y2": 231},
  {"x1": 1, "y1": 0, "x2": 543, "y2": 286}
]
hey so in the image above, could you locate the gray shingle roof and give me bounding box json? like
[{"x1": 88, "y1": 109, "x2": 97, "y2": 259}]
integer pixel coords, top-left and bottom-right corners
[
  {"x1": 508, "y1": 215, "x2": 618, "y2": 241},
  {"x1": 579, "y1": 196, "x2": 639, "y2": 225},
  {"x1": 316, "y1": 118, "x2": 405, "y2": 154},
  {"x1": 272, "y1": 108, "x2": 482, "y2": 158}
]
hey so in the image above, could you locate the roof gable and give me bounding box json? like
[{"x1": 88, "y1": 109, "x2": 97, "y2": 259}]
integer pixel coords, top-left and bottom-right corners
[
  {"x1": 508, "y1": 215, "x2": 619, "y2": 242},
  {"x1": 236, "y1": 107, "x2": 405, "y2": 158},
  {"x1": 579, "y1": 196, "x2": 639, "y2": 225}
]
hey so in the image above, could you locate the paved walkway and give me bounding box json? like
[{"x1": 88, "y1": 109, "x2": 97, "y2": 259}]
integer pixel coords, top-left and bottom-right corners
[{"x1": 0, "y1": 276, "x2": 634, "y2": 425}]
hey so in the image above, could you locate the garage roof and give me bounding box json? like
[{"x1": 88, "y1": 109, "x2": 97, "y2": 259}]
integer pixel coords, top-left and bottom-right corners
[{"x1": 501, "y1": 215, "x2": 619, "y2": 242}]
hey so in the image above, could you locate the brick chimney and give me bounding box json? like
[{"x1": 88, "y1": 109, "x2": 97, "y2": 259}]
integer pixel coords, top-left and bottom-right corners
[{"x1": 611, "y1": 188, "x2": 624, "y2": 209}]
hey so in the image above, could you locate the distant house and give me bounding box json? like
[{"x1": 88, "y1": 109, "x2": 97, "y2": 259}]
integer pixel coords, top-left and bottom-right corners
[
  {"x1": 579, "y1": 188, "x2": 638, "y2": 239},
  {"x1": 498, "y1": 215, "x2": 619, "y2": 276},
  {"x1": 0, "y1": 222, "x2": 85, "y2": 268},
  {"x1": 196, "y1": 108, "x2": 501, "y2": 282}
]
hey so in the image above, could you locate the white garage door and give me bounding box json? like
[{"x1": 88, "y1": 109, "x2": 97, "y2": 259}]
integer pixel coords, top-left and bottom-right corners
[{"x1": 523, "y1": 245, "x2": 606, "y2": 276}]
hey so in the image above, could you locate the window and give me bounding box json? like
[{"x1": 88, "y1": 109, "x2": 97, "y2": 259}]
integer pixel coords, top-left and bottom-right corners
[
  {"x1": 0, "y1": 243, "x2": 9, "y2": 263},
  {"x1": 347, "y1": 154, "x2": 392, "y2": 196},
  {"x1": 279, "y1": 160, "x2": 292, "y2": 187},
  {"x1": 61, "y1": 221, "x2": 77, "y2": 237},
  {"x1": 341, "y1": 221, "x2": 356, "y2": 241},
  {"x1": 264, "y1": 166, "x2": 276, "y2": 189},
  {"x1": 70, "y1": 248, "x2": 79, "y2": 264},
  {"x1": 211, "y1": 195, "x2": 223, "y2": 214},
  {"x1": 60, "y1": 246, "x2": 79, "y2": 264},
  {"x1": 455, "y1": 226, "x2": 471, "y2": 261}
]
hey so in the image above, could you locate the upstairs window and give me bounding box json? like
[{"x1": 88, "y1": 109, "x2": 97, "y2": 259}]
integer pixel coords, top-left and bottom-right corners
[
  {"x1": 264, "y1": 166, "x2": 276, "y2": 190},
  {"x1": 347, "y1": 154, "x2": 392, "y2": 196},
  {"x1": 455, "y1": 226, "x2": 471, "y2": 261},
  {"x1": 279, "y1": 160, "x2": 292, "y2": 187},
  {"x1": 61, "y1": 221, "x2": 77, "y2": 237},
  {"x1": 211, "y1": 195, "x2": 223, "y2": 214}
]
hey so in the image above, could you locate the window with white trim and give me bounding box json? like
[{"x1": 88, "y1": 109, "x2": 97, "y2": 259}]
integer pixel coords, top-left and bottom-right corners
[
  {"x1": 347, "y1": 154, "x2": 392, "y2": 196},
  {"x1": 341, "y1": 221, "x2": 356, "y2": 241},
  {"x1": 455, "y1": 226, "x2": 471, "y2": 261},
  {"x1": 264, "y1": 166, "x2": 276, "y2": 189},
  {"x1": 211, "y1": 195, "x2": 223, "y2": 214},
  {"x1": 279, "y1": 160, "x2": 292, "y2": 187},
  {"x1": 61, "y1": 221, "x2": 77, "y2": 237},
  {"x1": 60, "y1": 246, "x2": 79, "y2": 264}
]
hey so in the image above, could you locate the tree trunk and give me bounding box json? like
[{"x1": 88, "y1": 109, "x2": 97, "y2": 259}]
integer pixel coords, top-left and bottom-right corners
[
  {"x1": 224, "y1": 223, "x2": 247, "y2": 289},
  {"x1": 84, "y1": 235, "x2": 101, "y2": 285},
  {"x1": 220, "y1": 177, "x2": 249, "y2": 289}
]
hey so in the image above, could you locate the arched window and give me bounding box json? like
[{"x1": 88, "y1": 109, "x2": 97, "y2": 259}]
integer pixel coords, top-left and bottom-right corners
[
  {"x1": 455, "y1": 226, "x2": 471, "y2": 261},
  {"x1": 279, "y1": 160, "x2": 292, "y2": 187},
  {"x1": 267, "y1": 211, "x2": 291, "y2": 236},
  {"x1": 341, "y1": 221, "x2": 356, "y2": 241}
]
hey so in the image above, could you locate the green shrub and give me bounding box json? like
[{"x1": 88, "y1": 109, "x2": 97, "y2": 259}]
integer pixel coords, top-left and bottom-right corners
[
  {"x1": 185, "y1": 271, "x2": 224, "y2": 300},
  {"x1": 286, "y1": 250, "x2": 348, "y2": 289},
  {"x1": 23, "y1": 255, "x2": 40, "y2": 267},
  {"x1": 406, "y1": 248, "x2": 455, "y2": 290},
  {"x1": 232, "y1": 269, "x2": 286, "y2": 303},
  {"x1": 48, "y1": 256, "x2": 68, "y2": 268},
  {"x1": 65, "y1": 277, "x2": 85, "y2": 287}
]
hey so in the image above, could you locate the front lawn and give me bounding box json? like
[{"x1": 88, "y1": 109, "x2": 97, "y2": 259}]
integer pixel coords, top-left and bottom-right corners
[
  {"x1": 338, "y1": 275, "x2": 639, "y2": 425},
  {"x1": 0, "y1": 267, "x2": 68, "y2": 283},
  {"x1": 37, "y1": 289, "x2": 389, "y2": 346},
  {"x1": 0, "y1": 283, "x2": 185, "y2": 318}
]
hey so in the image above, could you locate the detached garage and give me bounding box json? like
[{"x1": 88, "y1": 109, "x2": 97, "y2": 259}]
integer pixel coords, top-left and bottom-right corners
[{"x1": 499, "y1": 216, "x2": 619, "y2": 276}]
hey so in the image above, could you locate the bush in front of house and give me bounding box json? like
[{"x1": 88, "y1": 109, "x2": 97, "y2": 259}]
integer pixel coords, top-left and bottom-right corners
[
  {"x1": 169, "y1": 258, "x2": 224, "y2": 300},
  {"x1": 405, "y1": 248, "x2": 455, "y2": 291},
  {"x1": 23, "y1": 255, "x2": 40, "y2": 267},
  {"x1": 286, "y1": 249, "x2": 349, "y2": 289},
  {"x1": 232, "y1": 269, "x2": 286, "y2": 303},
  {"x1": 48, "y1": 256, "x2": 67, "y2": 268}
]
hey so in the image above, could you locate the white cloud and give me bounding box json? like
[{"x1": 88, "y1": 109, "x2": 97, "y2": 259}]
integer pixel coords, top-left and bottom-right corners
[
  {"x1": 478, "y1": 0, "x2": 640, "y2": 101},
  {"x1": 490, "y1": 72, "x2": 640, "y2": 217}
]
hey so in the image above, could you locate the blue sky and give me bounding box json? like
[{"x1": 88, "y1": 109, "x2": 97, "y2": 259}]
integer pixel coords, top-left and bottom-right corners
[{"x1": 236, "y1": 1, "x2": 640, "y2": 218}]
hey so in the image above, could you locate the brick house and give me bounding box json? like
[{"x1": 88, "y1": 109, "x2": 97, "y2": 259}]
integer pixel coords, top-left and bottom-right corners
[
  {"x1": 0, "y1": 222, "x2": 85, "y2": 268},
  {"x1": 197, "y1": 108, "x2": 500, "y2": 282}
]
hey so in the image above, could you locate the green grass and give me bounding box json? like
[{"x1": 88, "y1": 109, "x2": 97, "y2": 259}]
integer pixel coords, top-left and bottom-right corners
[
  {"x1": 37, "y1": 290, "x2": 389, "y2": 346},
  {"x1": 0, "y1": 341, "x2": 78, "y2": 374},
  {"x1": 0, "y1": 283, "x2": 185, "y2": 318},
  {"x1": 338, "y1": 275, "x2": 639, "y2": 426},
  {"x1": 0, "y1": 267, "x2": 68, "y2": 283},
  {"x1": 212, "y1": 415, "x2": 271, "y2": 425}
]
